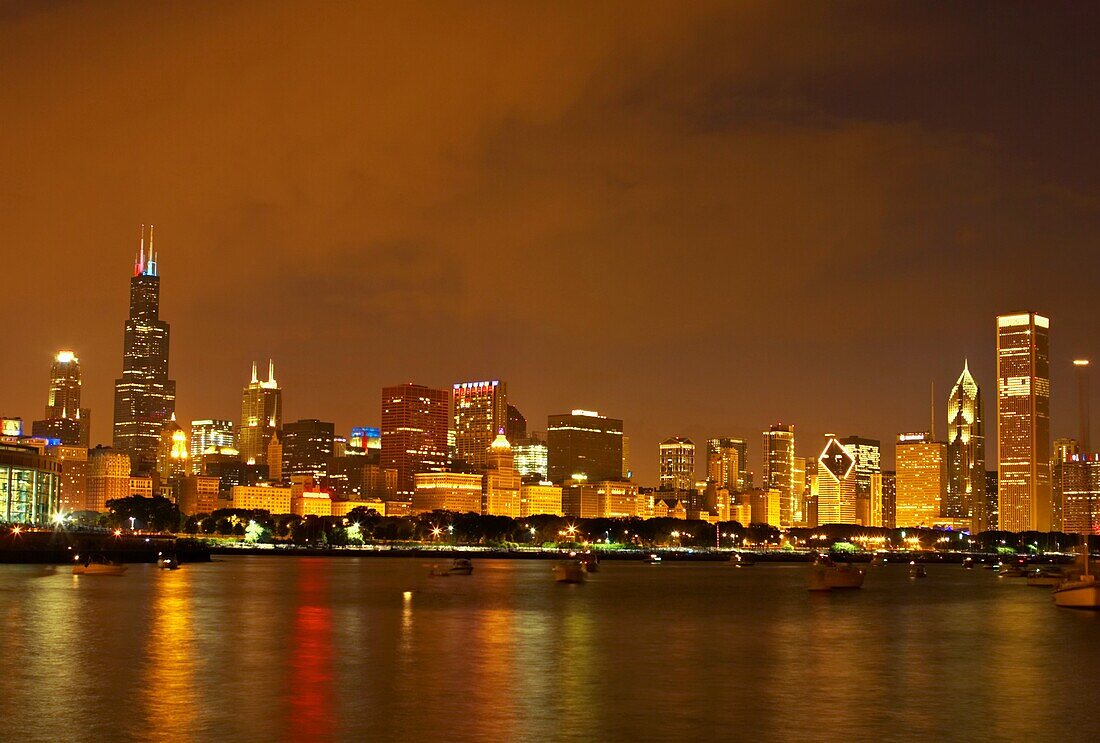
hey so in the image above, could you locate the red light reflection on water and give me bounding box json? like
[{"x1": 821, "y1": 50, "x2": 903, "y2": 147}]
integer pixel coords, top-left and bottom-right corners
[{"x1": 289, "y1": 559, "x2": 333, "y2": 742}]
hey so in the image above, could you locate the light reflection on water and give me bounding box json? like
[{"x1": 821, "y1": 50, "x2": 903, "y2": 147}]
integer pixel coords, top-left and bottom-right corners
[{"x1": 0, "y1": 558, "x2": 1098, "y2": 742}]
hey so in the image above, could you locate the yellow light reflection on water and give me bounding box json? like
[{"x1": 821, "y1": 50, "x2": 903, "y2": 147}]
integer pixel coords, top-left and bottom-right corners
[{"x1": 142, "y1": 568, "x2": 194, "y2": 742}]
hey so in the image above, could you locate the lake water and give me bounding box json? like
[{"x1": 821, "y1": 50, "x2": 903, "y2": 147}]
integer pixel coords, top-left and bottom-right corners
[{"x1": 1, "y1": 556, "x2": 1097, "y2": 742}]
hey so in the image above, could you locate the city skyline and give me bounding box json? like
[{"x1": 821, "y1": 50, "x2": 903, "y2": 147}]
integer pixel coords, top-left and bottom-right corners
[
  {"x1": 2, "y1": 248, "x2": 1095, "y2": 486},
  {"x1": 3, "y1": 4, "x2": 1100, "y2": 485}
]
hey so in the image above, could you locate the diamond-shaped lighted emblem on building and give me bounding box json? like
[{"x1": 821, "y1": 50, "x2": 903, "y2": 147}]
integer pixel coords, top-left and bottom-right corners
[{"x1": 819, "y1": 438, "x2": 855, "y2": 481}]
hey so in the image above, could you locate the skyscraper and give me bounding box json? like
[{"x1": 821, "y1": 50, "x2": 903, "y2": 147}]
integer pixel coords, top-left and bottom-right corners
[
  {"x1": 816, "y1": 435, "x2": 858, "y2": 525},
  {"x1": 946, "y1": 361, "x2": 987, "y2": 529},
  {"x1": 190, "y1": 419, "x2": 236, "y2": 473},
  {"x1": 31, "y1": 350, "x2": 91, "y2": 446},
  {"x1": 895, "y1": 432, "x2": 947, "y2": 528},
  {"x1": 547, "y1": 410, "x2": 624, "y2": 484},
  {"x1": 112, "y1": 226, "x2": 176, "y2": 472},
  {"x1": 706, "y1": 438, "x2": 746, "y2": 492},
  {"x1": 483, "y1": 432, "x2": 521, "y2": 517},
  {"x1": 659, "y1": 437, "x2": 695, "y2": 491},
  {"x1": 452, "y1": 380, "x2": 507, "y2": 471},
  {"x1": 763, "y1": 425, "x2": 795, "y2": 527},
  {"x1": 381, "y1": 382, "x2": 450, "y2": 499},
  {"x1": 281, "y1": 419, "x2": 334, "y2": 481},
  {"x1": 996, "y1": 312, "x2": 1051, "y2": 531},
  {"x1": 238, "y1": 360, "x2": 282, "y2": 465},
  {"x1": 156, "y1": 414, "x2": 190, "y2": 482},
  {"x1": 506, "y1": 404, "x2": 527, "y2": 442}
]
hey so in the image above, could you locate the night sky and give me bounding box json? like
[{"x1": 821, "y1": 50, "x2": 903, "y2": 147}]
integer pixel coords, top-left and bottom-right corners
[{"x1": 3, "y1": 2, "x2": 1098, "y2": 483}]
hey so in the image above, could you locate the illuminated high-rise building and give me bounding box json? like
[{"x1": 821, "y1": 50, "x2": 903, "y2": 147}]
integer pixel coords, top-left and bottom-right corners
[
  {"x1": 659, "y1": 437, "x2": 695, "y2": 491},
  {"x1": 706, "y1": 438, "x2": 746, "y2": 492},
  {"x1": 1053, "y1": 455, "x2": 1100, "y2": 535},
  {"x1": 156, "y1": 414, "x2": 190, "y2": 482},
  {"x1": 31, "y1": 350, "x2": 91, "y2": 446},
  {"x1": 87, "y1": 446, "x2": 132, "y2": 512},
  {"x1": 996, "y1": 312, "x2": 1051, "y2": 531},
  {"x1": 238, "y1": 360, "x2": 282, "y2": 465},
  {"x1": 349, "y1": 426, "x2": 381, "y2": 450},
  {"x1": 112, "y1": 226, "x2": 176, "y2": 472},
  {"x1": 763, "y1": 425, "x2": 795, "y2": 526},
  {"x1": 483, "y1": 432, "x2": 521, "y2": 517},
  {"x1": 47, "y1": 443, "x2": 88, "y2": 514},
  {"x1": 881, "y1": 471, "x2": 897, "y2": 528},
  {"x1": 946, "y1": 361, "x2": 987, "y2": 530},
  {"x1": 381, "y1": 382, "x2": 450, "y2": 499},
  {"x1": 190, "y1": 419, "x2": 235, "y2": 474},
  {"x1": 513, "y1": 432, "x2": 548, "y2": 480},
  {"x1": 840, "y1": 436, "x2": 881, "y2": 497},
  {"x1": 547, "y1": 410, "x2": 623, "y2": 484},
  {"x1": 816, "y1": 435, "x2": 858, "y2": 525},
  {"x1": 452, "y1": 380, "x2": 507, "y2": 471},
  {"x1": 895, "y1": 432, "x2": 947, "y2": 528}
]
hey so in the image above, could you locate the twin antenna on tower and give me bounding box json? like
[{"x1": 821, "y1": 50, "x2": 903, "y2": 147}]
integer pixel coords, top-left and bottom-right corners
[{"x1": 134, "y1": 223, "x2": 158, "y2": 277}]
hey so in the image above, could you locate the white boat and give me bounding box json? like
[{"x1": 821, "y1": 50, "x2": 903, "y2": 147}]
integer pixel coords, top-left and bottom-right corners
[
  {"x1": 644, "y1": 553, "x2": 662, "y2": 564},
  {"x1": 553, "y1": 560, "x2": 587, "y2": 583},
  {"x1": 73, "y1": 555, "x2": 127, "y2": 576},
  {"x1": 808, "y1": 556, "x2": 865, "y2": 591},
  {"x1": 908, "y1": 561, "x2": 927, "y2": 579},
  {"x1": 1053, "y1": 547, "x2": 1100, "y2": 609}
]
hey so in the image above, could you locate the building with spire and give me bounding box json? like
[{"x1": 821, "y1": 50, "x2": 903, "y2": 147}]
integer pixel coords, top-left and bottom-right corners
[
  {"x1": 112, "y1": 225, "x2": 176, "y2": 473},
  {"x1": 946, "y1": 360, "x2": 987, "y2": 529},
  {"x1": 31, "y1": 349, "x2": 91, "y2": 446},
  {"x1": 238, "y1": 360, "x2": 282, "y2": 465},
  {"x1": 483, "y1": 431, "x2": 521, "y2": 517},
  {"x1": 156, "y1": 414, "x2": 190, "y2": 482}
]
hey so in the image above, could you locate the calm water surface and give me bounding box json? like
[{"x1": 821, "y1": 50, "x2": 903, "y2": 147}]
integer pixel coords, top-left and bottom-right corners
[{"x1": 1, "y1": 556, "x2": 1097, "y2": 742}]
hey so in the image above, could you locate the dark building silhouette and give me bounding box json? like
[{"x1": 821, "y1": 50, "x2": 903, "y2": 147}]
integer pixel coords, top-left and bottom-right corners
[
  {"x1": 281, "y1": 419, "x2": 334, "y2": 481},
  {"x1": 547, "y1": 409, "x2": 624, "y2": 485}
]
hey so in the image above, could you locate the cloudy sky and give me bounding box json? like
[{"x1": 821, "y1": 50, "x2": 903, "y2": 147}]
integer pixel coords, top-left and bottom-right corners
[{"x1": 2, "y1": 1, "x2": 1097, "y2": 482}]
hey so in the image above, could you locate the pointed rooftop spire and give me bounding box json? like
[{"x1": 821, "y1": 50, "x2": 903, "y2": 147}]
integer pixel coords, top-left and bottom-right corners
[
  {"x1": 147, "y1": 224, "x2": 157, "y2": 276},
  {"x1": 135, "y1": 223, "x2": 146, "y2": 276},
  {"x1": 268, "y1": 359, "x2": 275, "y2": 383},
  {"x1": 251, "y1": 361, "x2": 258, "y2": 384}
]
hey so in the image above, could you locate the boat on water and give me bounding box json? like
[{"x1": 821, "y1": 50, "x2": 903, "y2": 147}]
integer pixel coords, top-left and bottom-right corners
[
  {"x1": 1026, "y1": 567, "x2": 1064, "y2": 587},
  {"x1": 581, "y1": 552, "x2": 600, "y2": 573},
  {"x1": 869, "y1": 553, "x2": 886, "y2": 567},
  {"x1": 553, "y1": 560, "x2": 587, "y2": 583},
  {"x1": 962, "y1": 557, "x2": 974, "y2": 569},
  {"x1": 73, "y1": 555, "x2": 127, "y2": 576},
  {"x1": 908, "y1": 561, "x2": 927, "y2": 579},
  {"x1": 997, "y1": 564, "x2": 1029, "y2": 578},
  {"x1": 729, "y1": 552, "x2": 755, "y2": 567},
  {"x1": 1053, "y1": 546, "x2": 1100, "y2": 609},
  {"x1": 431, "y1": 558, "x2": 474, "y2": 577},
  {"x1": 808, "y1": 555, "x2": 865, "y2": 591},
  {"x1": 157, "y1": 552, "x2": 181, "y2": 570},
  {"x1": 645, "y1": 553, "x2": 662, "y2": 564}
]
